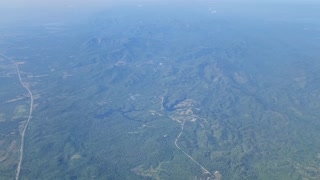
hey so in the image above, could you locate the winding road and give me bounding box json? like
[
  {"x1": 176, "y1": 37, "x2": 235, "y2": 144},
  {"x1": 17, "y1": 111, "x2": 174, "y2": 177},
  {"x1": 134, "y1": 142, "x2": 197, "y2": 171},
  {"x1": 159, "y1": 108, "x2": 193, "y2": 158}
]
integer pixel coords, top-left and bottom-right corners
[
  {"x1": 0, "y1": 52, "x2": 34, "y2": 180},
  {"x1": 174, "y1": 120, "x2": 212, "y2": 176}
]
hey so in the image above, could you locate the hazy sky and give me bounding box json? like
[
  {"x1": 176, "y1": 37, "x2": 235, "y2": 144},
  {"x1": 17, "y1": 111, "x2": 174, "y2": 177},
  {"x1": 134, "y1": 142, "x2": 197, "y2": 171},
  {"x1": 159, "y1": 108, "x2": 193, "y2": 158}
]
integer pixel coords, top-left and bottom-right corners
[
  {"x1": 0, "y1": 0, "x2": 170, "y2": 8},
  {"x1": 1, "y1": 0, "x2": 115, "y2": 8},
  {"x1": 1, "y1": 0, "x2": 318, "y2": 8}
]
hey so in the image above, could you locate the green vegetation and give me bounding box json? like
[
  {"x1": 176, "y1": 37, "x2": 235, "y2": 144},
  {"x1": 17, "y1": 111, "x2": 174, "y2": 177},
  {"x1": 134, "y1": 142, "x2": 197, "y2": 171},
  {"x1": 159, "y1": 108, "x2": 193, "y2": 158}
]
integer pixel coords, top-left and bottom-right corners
[{"x1": 1, "y1": 3, "x2": 320, "y2": 179}]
